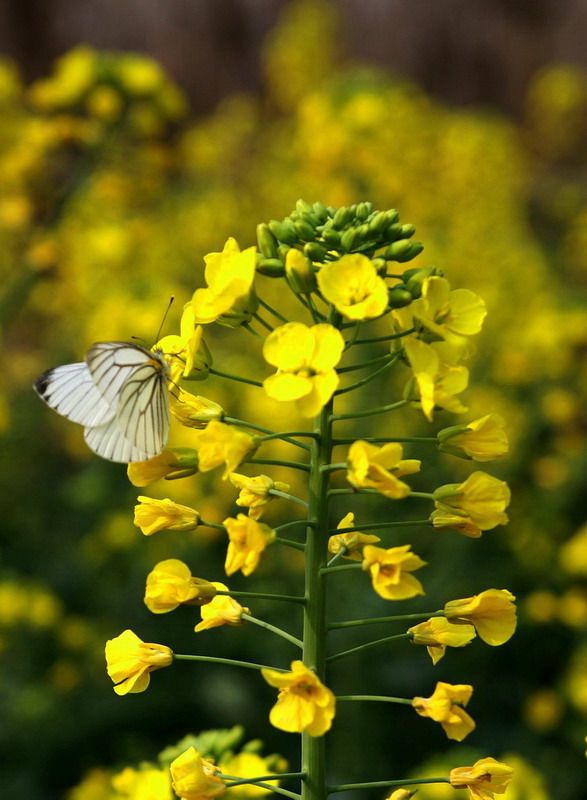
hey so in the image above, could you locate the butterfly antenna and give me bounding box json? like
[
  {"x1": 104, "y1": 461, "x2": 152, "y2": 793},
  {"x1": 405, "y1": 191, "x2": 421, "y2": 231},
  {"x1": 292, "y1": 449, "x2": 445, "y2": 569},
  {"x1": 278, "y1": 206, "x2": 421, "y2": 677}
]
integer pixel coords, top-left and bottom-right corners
[
  {"x1": 154, "y1": 296, "x2": 175, "y2": 344},
  {"x1": 131, "y1": 335, "x2": 147, "y2": 344}
]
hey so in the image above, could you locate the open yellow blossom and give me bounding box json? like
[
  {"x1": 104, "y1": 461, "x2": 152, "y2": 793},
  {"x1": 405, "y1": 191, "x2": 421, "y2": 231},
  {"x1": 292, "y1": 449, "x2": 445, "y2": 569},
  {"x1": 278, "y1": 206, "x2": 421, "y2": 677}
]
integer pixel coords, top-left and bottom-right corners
[
  {"x1": 127, "y1": 448, "x2": 199, "y2": 486},
  {"x1": 408, "y1": 616, "x2": 476, "y2": 664},
  {"x1": 112, "y1": 765, "x2": 173, "y2": 800},
  {"x1": 170, "y1": 389, "x2": 224, "y2": 429},
  {"x1": 438, "y1": 413, "x2": 508, "y2": 461},
  {"x1": 193, "y1": 421, "x2": 256, "y2": 479},
  {"x1": 224, "y1": 514, "x2": 276, "y2": 576},
  {"x1": 362, "y1": 544, "x2": 426, "y2": 600},
  {"x1": 316, "y1": 254, "x2": 388, "y2": 320},
  {"x1": 170, "y1": 747, "x2": 225, "y2": 800},
  {"x1": 430, "y1": 509, "x2": 482, "y2": 538},
  {"x1": 261, "y1": 660, "x2": 335, "y2": 736},
  {"x1": 347, "y1": 441, "x2": 420, "y2": 499},
  {"x1": 229, "y1": 473, "x2": 290, "y2": 520},
  {"x1": 220, "y1": 752, "x2": 280, "y2": 799},
  {"x1": 404, "y1": 337, "x2": 469, "y2": 421},
  {"x1": 195, "y1": 582, "x2": 249, "y2": 631},
  {"x1": 263, "y1": 322, "x2": 344, "y2": 418},
  {"x1": 105, "y1": 629, "x2": 173, "y2": 695},
  {"x1": 412, "y1": 682, "x2": 475, "y2": 741},
  {"x1": 191, "y1": 238, "x2": 258, "y2": 327},
  {"x1": 144, "y1": 559, "x2": 217, "y2": 613},
  {"x1": 444, "y1": 589, "x2": 517, "y2": 645},
  {"x1": 433, "y1": 471, "x2": 510, "y2": 531},
  {"x1": 406, "y1": 276, "x2": 487, "y2": 341},
  {"x1": 327, "y1": 512, "x2": 380, "y2": 561},
  {"x1": 156, "y1": 304, "x2": 211, "y2": 382},
  {"x1": 449, "y1": 757, "x2": 513, "y2": 799},
  {"x1": 134, "y1": 496, "x2": 200, "y2": 535}
]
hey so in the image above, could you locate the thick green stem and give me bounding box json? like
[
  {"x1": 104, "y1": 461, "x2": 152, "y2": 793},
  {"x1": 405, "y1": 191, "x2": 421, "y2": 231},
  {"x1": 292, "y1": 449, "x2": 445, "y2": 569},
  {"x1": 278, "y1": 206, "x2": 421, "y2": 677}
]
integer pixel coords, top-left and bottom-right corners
[{"x1": 301, "y1": 400, "x2": 333, "y2": 800}]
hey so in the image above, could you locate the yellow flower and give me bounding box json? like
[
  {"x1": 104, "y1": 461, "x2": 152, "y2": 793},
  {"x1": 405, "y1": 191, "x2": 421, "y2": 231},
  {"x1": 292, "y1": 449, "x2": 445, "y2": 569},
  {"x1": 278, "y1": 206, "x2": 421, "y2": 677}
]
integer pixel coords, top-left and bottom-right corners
[
  {"x1": 170, "y1": 389, "x2": 224, "y2": 429},
  {"x1": 285, "y1": 248, "x2": 316, "y2": 294},
  {"x1": 327, "y1": 512, "x2": 380, "y2": 561},
  {"x1": 170, "y1": 747, "x2": 225, "y2": 800},
  {"x1": 156, "y1": 304, "x2": 211, "y2": 381},
  {"x1": 221, "y1": 752, "x2": 280, "y2": 799},
  {"x1": 316, "y1": 254, "x2": 388, "y2": 320},
  {"x1": 144, "y1": 559, "x2": 217, "y2": 613},
  {"x1": 444, "y1": 589, "x2": 517, "y2": 646},
  {"x1": 224, "y1": 514, "x2": 276, "y2": 576},
  {"x1": 362, "y1": 544, "x2": 426, "y2": 600},
  {"x1": 195, "y1": 582, "x2": 249, "y2": 631},
  {"x1": 134, "y1": 497, "x2": 200, "y2": 535},
  {"x1": 449, "y1": 757, "x2": 513, "y2": 799},
  {"x1": 347, "y1": 441, "x2": 420, "y2": 499},
  {"x1": 406, "y1": 276, "x2": 487, "y2": 341},
  {"x1": 191, "y1": 238, "x2": 258, "y2": 327},
  {"x1": 430, "y1": 509, "x2": 482, "y2": 538},
  {"x1": 112, "y1": 765, "x2": 173, "y2": 800},
  {"x1": 193, "y1": 421, "x2": 256, "y2": 479},
  {"x1": 229, "y1": 473, "x2": 290, "y2": 520},
  {"x1": 261, "y1": 660, "x2": 335, "y2": 736},
  {"x1": 433, "y1": 471, "x2": 510, "y2": 531},
  {"x1": 385, "y1": 791, "x2": 414, "y2": 800},
  {"x1": 408, "y1": 616, "x2": 476, "y2": 664},
  {"x1": 404, "y1": 337, "x2": 468, "y2": 421},
  {"x1": 105, "y1": 629, "x2": 172, "y2": 695},
  {"x1": 438, "y1": 413, "x2": 509, "y2": 461},
  {"x1": 412, "y1": 682, "x2": 475, "y2": 741},
  {"x1": 127, "y1": 448, "x2": 199, "y2": 486},
  {"x1": 263, "y1": 322, "x2": 344, "y2": 417}
]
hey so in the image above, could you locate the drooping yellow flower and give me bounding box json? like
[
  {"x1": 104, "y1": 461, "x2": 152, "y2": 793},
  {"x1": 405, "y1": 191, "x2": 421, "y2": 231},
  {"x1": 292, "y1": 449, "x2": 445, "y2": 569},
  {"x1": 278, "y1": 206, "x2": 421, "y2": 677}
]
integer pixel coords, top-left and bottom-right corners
[
  {"x1": 261, "y1": 660, "x2": 335, "y2": 736},
  {"x1": 127, "y1": 448, "x2": 199, "y2": 486},
  {"x1": 404, "y1": 337, "x2": 469, "y2": 421},
  {"x1": 134, "y1": 496, "x2": 200, "y2": 535},
  {"x1": 105, "y1": 629, "x2": 173, "y2": 695},
  {"x1": 144, "y1": 559, "x2": 217, "y2": 613},
  {"x1": 327, "y1": 512, "x2": 380, "y2": 561},
  {"x1": 412, "y1": 682, "x2": 475, "y2": 741},
  {"x1": 362, "y1": 544, "x2": 426, "y2": 600},
  {"x1": 224, "y1": 514, "x2": 276, "y2": 576},
  {"x1": 430, "y1": 509, "x2": 482, "y2": 538},
  {"x1": 229, "y1": 473, "x2": 290, "y2": 520},
  {"x1": 170, "y1": 747, "x2": 225, "y2": 800},
  {"x1": 433, "y1": 471, "x2": 510, "y2": 531},
  {"x1": 112, "y1": 765, "x2": 173, "y2": 800},
  {"x1": 316, "y1": 254, "x2": 388, "y2": 320},
  {"x1": 409, "y1": 616, "x2": 476, "y2": 664},
  {"x1": 220, "y1": 752, "x2": 280, "y2": 799},
  {"x1": 195, "y1": 582, "x2": 249, "y2": 631},
  {"x1": 156, "y1": 304, "x2": 211, "y2": 382},
  {"x1": 263, "y1": 322, "x2": 344, "y2": 417},
  {"x1": 449, "y1": 757, "x2": 513, "y2": 799},
  {"x1": 170, "y1": 389, "x2": 224, "y2": 429},
  {"x1": 437, "y1": 413, "x2": 509, "y2": 461},
  {"x1": 444, "y1": 589, "x2": 517, "y2": 646},
  {"x1": 347, "y1": 441, "x2": 420, "y2": 499},
  {"x1": 193, "y1": 421, "x2": 256, "y2": 479},
  {"x1": 191, "y1": 238, "x2": 258, "y2": 327},
  {"x1": 406, "y1": 276, "x2": 487, "y2": 341}
]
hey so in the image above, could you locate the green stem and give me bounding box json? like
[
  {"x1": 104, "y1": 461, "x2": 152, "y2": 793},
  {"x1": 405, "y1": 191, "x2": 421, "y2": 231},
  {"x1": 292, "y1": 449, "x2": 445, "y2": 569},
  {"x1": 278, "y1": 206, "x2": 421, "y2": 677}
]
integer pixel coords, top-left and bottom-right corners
[
  {"x1": 216, "y1": 590, "x2": 306, "y2": 605},
  {"x1": 243, "y1": 322, "x2": 265, "y2": 343},
  {"x1": 331, "y1": 520, "x2": 432, "y2": 533},
  {"x1": 224, "y1": 417, "x2": 313, "y2": 451},
  {"x1": 336, "y1": 695, "x2": 413, "y2": 705},
  {"x1": 333, "y1": 436, "x2": 437, "y2": 444},
  {"x1": 320, "y1": 563, "x2": 361, "y2": 575},
  {"x1": 305, "y1": 293, "x2": 322, "y2": 324},
  {"x1": 343, "y1": 322, "x2": 362, "y2": 350},
  {"x1": 329, "y1": 612, "x2": 443, "y2": 630},
  {"x1": 241, "y1": 612, "x2": 303, "y2": 648},
  {"x1": 275, "y1": 536, "x2": 306, "y2": 552},
  {"x1": 409, "y1": 491, "x2": 435, "y2": 500},
  {"x1": 325, "y1": 547, "x2": 348, "y2": 567},
  {"x1": 209, "y1": 368, "x2": 262, "y2": 388},
  {"x1": 221, "y1": 774, "x2": 302, "y2": 800},
  {"x1": 335, "y1": 353, "x2": 402, "y2": 396},
  {"x1": 254, "y1": 312, "x2": 274, "y2": 332},
  {"x1": 328, "y1": 488, "x2": 380, "y2": 497},
  {"x1": 268, "y1": 489, "x2": 309, "y2": 507},
  {"x1": 248, "y1": 458, "x2": 310, "y2": 472},
  {"x1": 326, "y1": 633, "x2": 410, "y2": 664},
  {"x1": 330, "y1": 399, "x2": 408, "y2": 421},
  {"x1": 327, "y1": 777, "x2": 451, "y2": 794},
  {"x1": 200, "y1": 520, "x2": 226, "y2": 531},
  {"x1": 174, "y1": 653, "x2": 287, "y2": 672},
  {"x1": 320, "y1": 462, "x2": 347, "y2": 472},
  {"x1": 276, "y1": 519, "x2": 314, "y2": 532},
  {"x1": 354, "y1": 327, "x2": 416, "y2": 344},
  {"x1": 338, "y1": 353, "x2": 395, "y2": 374},
  {"x1": 257, "y1": 296, "x2": 289, "y2": 323}
]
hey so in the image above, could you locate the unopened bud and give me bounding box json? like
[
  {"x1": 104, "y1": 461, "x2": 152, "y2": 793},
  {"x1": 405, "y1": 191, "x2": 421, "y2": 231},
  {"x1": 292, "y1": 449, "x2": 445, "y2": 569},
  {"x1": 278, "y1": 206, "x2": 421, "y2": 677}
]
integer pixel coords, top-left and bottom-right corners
[
  {"x1": 295, "y1": 220, "x2": 316, "y2": 241},
  {"x1": 296, "y1": 199, "x2": 313, "y2": 215},
  {"x1": 340, "y1": 226, "x2": 362, "y2": 252},
  {"x1": 286, "y1": 249, "x2": 316, "y2": 293},
  {"x1": 256, "y1": 223, "x2": 279, "y2": 259},
  {"x1": 312, "y1": 201, "x2": 328, "y2": 222},
  {"x1": 322, "y1": 228, "x2": 341, "y2": 247},
  {"x1": 399, "y1": 223, "x2": 416, "y2": 238},
  {"x1": 268, "y1": 220, "x2": 298, "y2": 245},
  {"x1": 356, "y1": 201, "x2": 373, "y2": 221},
  {"x1": 388, "y1": 286, "x2": 413, "y2": 308},
  {"x1": 332, "y1": 206, "x2": 353, "y2": 229},
  {"x1": 256, "y1": 257, "x2": 286, "y2": 277},
  {"x1": 404, "y1": 265, "x2": 442, "y2": 297},
  {"x1": 372, "y1": 257, "x2": 387, "y2": 276},
  {"x1": 304, "y1": 242, "x2": 327, "y2": 261}
]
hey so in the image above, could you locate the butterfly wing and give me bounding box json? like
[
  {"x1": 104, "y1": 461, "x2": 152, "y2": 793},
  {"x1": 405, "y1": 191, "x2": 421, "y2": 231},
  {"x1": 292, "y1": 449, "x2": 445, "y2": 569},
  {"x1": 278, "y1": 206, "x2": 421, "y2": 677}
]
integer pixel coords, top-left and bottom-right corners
[
  {"x1": 86, "y1": 342, "x2": 156, "y2": 406},
  {"x1": 34, "y1": 362, "x2": 116, "y2": 427}
]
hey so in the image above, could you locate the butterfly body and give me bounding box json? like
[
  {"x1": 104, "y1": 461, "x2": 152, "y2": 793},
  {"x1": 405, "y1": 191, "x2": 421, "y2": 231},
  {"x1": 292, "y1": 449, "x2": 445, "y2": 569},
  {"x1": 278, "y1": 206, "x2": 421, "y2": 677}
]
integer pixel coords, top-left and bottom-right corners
[{"x1": 34, "y1": 342, "x2": 170, "y2": 463}]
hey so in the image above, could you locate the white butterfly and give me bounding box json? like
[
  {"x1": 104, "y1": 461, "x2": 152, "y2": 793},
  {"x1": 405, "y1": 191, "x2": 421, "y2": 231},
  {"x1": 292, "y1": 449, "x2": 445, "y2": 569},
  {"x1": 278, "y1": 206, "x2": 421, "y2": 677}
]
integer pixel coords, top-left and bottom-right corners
[{"x1": 34, "y1": 342, "x2": 171, "y2": 463}]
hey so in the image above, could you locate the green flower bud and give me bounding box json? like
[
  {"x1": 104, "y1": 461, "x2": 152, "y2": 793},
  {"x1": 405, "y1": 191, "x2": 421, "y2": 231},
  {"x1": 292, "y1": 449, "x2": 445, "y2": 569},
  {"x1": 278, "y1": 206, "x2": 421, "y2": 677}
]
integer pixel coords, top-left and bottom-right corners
[
  {"x1": 372, "y1": 257, "x2": 387, "y2": 276},
  {"x1": 388, "y1": 286, "x2": 413, "y2": 308},
  {"x1": 356, "y1": 201, "x2": 373, "y2": 221},
  {"x1": 332, "y1": 206, "x2": 353, "y2": 229},
  {"x1": 321, "y1": 227, "x2": 341, "y2": 247},
  {"x1": 304, "y1": 242, "x2": 327, "y2": 261},
  {"x1": 399, "y1": 223, "x2": 416, "y2": 238},
  {"x1": 294, "y1": 220, "x2": 316, "y2": 241},
  {"x1": 404, "y1": 265, "x2": 442, "y2": 297},
  {"x1": 268, "y1": 220, "x2": 298, "y2": 245},
  {"x1": 397, "y1": 242, "x2": 424, "y2": 262},
  {"x1": 384, "y1": 240, "x2": 413, "y2": 261},
  {"x1": 286, "y1": 249, "x2": 316, "y2": 293},
  {"x1": 384, "y1": 209, "x2": 400, "y2": 225},
  {"x1": 369, "y1": 211, "x2": 387, "y2": 234},
  {"x1": 296, "y1": 199, "x2": 313, "y2": 215},
  {"x1": 256, "y1": 257, "x2": 286, "y2": 277},
  {"x1": 326, "y1": 205, "x2": 337, "y2": 217},
  {"x1": 385, "y1": 223, "x2": 403, "y2": 242},
  {"x1": 340, "y1": 226, "x2": 362, "y2": 252},
  {"x1": 312, "y1": 201, "x2": 328, "y2": 222},
  {"x1": 256, "y1": 223, "x2": 279, "y2": 259}
]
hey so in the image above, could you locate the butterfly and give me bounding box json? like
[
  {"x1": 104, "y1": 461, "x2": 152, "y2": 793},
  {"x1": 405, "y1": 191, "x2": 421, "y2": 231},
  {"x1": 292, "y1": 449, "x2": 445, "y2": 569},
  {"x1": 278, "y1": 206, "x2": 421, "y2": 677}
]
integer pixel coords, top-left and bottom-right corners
[{"x1": 34, "y1": 341, "x2": 171, "y2": 463}]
